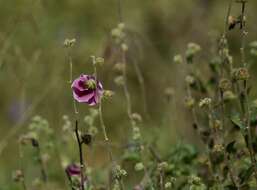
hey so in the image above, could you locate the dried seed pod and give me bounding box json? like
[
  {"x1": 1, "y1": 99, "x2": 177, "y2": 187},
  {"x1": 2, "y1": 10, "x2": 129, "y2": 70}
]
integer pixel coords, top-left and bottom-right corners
[
  {"x1": 81, "y1": 133, "x2": 92, "y2": 145},
  {"x1": 232, "y1": 68, "x2": 250, "y2": 81}
]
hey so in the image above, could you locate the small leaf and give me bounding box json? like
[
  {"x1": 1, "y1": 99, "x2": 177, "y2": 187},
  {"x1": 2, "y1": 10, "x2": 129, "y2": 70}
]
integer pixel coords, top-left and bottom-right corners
[
  {"x1": 239, "y1": 165, "x2": 255, "y2": 184},
  {"x1": 225, "y1": 185, "x2": 238, "y2": 190},
  {"x1": 230, "y1": 115, "x2": 245, "y2": 130},
  {"x1": 226, "y1": 141, "x2": 236, "y2": 154}
]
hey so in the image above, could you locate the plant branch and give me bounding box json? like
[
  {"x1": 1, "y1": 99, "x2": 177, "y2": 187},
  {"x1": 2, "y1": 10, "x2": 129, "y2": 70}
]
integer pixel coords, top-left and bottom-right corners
[{"x1": 75, "y1": 120, "x2": 85, "y2": 190}]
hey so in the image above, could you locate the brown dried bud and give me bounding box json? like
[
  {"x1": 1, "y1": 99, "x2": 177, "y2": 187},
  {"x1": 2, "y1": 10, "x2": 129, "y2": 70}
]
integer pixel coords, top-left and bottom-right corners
[
  {"x1": 13, "y1": 170, "x2": 24, "y2": 182},
  {"x1": 232, "y1": 68, "x2": 250, "y2": 81},
  {"x1": 81, "y1": 133, "x2": 92, "y2": 145},
  {"x1": 228, "y1": 16, "x2": 238, "y2": 30}
]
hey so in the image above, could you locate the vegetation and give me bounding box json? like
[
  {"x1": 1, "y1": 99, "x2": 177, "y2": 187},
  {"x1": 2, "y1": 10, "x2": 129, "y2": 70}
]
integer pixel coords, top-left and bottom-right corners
[{"x1": 1, "y1": 0, "x2": 257, "y2": 189}]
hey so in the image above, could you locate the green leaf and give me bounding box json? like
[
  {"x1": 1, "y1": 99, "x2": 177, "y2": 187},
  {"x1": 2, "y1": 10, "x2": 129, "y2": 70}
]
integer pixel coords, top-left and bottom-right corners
[
  {"x1": 230, "y1": 115, "x2": 245, "y2": 130},
  {"x1": 225, "y1": 141, "x2": 236, "y2": 154},
  {"x1": 239, "y1": 165, "x2": 255, "y2": 184}
]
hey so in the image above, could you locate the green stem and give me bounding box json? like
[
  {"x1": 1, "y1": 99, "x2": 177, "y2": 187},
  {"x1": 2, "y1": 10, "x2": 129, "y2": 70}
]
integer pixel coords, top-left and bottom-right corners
[{"x1": 237, "y1": 1, "x2": 257, "y2": 183}]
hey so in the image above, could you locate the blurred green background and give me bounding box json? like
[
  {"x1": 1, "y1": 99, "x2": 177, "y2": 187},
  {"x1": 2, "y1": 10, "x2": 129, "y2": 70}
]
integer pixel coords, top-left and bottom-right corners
[{"x1": 0, "y1": 0, "x2": 257, "y2": 188}]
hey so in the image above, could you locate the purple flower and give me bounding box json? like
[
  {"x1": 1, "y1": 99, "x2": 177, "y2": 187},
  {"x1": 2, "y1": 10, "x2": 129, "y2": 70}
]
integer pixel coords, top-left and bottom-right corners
[
  {"x1": 65, "y1": 164, "x2": 81, "y2": 176},
  {"x1": 71, "y1": 74, "x2": 103, "y2": 106}
]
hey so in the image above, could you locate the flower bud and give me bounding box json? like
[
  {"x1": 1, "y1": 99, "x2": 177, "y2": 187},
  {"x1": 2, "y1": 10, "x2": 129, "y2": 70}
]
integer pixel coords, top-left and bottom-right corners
[
  {"x1": 223, "y1": 90, "x2": 236, "y2": 101},
  {"x1": 118, "y1": 22, "x2": 125, "y2": 30},
  {"x1": 213, "y1": 144, "x2": 224, "y2": 153},
  {"x1": 186, "y1": 43, "x2": 201, "y2": 63},
  {"x1": 134, "y1": 162, "x2": 144, "y2": 171},
  {"x1": 188, "y1": 175, "x2": 201, "y2": 185},
  {"x1": 95, "y1": 57, "x2": 104, "y2": 65},
  {"x1": 113, "y1": 165, "x2": 127, "y2": 180},
  {"x1": 111, "y1": 28, "x2": 122, "y2": 38},
  {"x1": 165, "y1": 182, "x2": 172, "y2": 189},
  {"x1": 121, "y1": 43, "x2": 128, "y2": 52},
  {"x1": 164, "y1": 87, "x2": 175, "y2": 101},
  {"x1": 114, "y1": 76, "x2": 124, "y2": 86},
  {"x1": 131, "y1": 113, "x2": 142, "y2": 123},
  {"x1": 199, "y1": 98, "x2": 212, "y2": 108},
  {"x1": 113, "y1": 62, "x2": 125, "y2": 73},
  {"x1": 12, "y1": 170, "x2": 24, "y2": 182},
  {"x1": 132, "y1": 126, "x2": 141, "y2": 141},
  {"x1": 185, "y1": 75, "x2": 195, "y2": 85},
  {"x1": 103, "y1": 90, "x2": 115, "y2": 99},
  {"x1": 185, "y1": 96, "x2": 195, "y2": 108},
  {"x1": 219, "y1": 78, "x2": 231, "y2": 91},
  {"x1": 64, "y1": 38, "x2": 76, "y2": 48},
  {"x1": 173, "y1": 54, "x2": 183, "y2": 64},
  {"x1": 157, "y1": 162, "x2": 169, "y2": 171}
]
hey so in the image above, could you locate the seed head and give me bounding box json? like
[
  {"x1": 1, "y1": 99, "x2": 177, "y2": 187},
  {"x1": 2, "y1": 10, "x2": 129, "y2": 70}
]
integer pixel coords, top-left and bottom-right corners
[
  {"x1": 63, "y1": 38, "x2": 76, "y2": 48},
  {"x1": 199, "y1": 98, "x2": 212, "y2": 108},
  {"x1": 232, "y1": 68, "x2": 250, "y2": 81},
  {"x1": 173, "y1": 54, "x2": 183, "y2": 64},
  {"x1": 185, "y1": 96, "x2": 195, "y2": 108}
]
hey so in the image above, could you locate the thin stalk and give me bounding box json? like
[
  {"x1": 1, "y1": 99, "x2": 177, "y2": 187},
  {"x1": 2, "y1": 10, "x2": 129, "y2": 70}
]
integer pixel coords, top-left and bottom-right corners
[
  {"x1": 34, "y1": 143, "x2": 48, "y2": 183},
  {"x1": 117, "y1": 0, "x2": 133, "y2": 122},
  {"x1": 119, "y1": 180, "x2": 125, "y2": 190},
  {"x1": 160, "y1": 171, "x2": 164, "y2": 190},
  {"x1": 67, "y1": 48, "x2": 78, "y2": 114},
  {"x1": 18, "y1": 145, "x2": 28, "y2": 190},
  {"x1": 75, "y1": 120, "x2": 85, "y2": 190},
  {"x1": 243, "y1": 81, "x2": 257, "y2": 182},
  {"x1": 132, "y1": 58, "x2": 149, "y2": 118},
  {"x1": 92, "y1": 58, "x2": 113, "y2": 161},
  {"x1": 185, "y1": 82, "x2": 216, "y2": 182},
  {"x1": 21, "y1": 180, "x2": 27, "y2": 190},
  {"x1": 92, "y1": 57, "x2": 114, "y2": 190},
  {"x1": 223, "y1": 0, "x2": 233, "y2": 37},
  {"x1": 220, "y1": 89, "x2": 240, "y2": 188},
  {"x1": 122, "y1": 51, "x2": 133, "y2": 121},
  {"x1": 237, "y1": 0, "x2": 257, "y2": 183},
  {"x1": 117, "y1": 0, "x2": 123, "y2": 23}
]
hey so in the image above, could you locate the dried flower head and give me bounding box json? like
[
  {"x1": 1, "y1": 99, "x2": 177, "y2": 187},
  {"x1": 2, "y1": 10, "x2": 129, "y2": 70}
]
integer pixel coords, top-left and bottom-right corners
[
  {"x1": 213, "y1": 144, "x2": 224, "y2": 153},
  {"x1": 113, "y1": 165, "x2": 127, "y2": 180},
  {"x1": 199, "y1": 98, "x2": 212, "y2": 108},
  {"x1": 131, "y1": 113, "x2": 142, "y2": 123},
  {"x1": 114, "y1": 76, "x2": 125, "y2": 86},
  {"x1": 64, "y1": 38, "x2": 76, "y2": 48},
  {"x1": 12, "y1": 170, "x2": 24, "y2": 182},
  {"x1": 186, "y1": 43, "x2": 201, "y2": 63},
  {"x1": 185, "y1": 75, "x2": 195, "y2": 85},
  {"x1": 113, "y1": 62, "x2": 125, "y2": 73},
  {"x1": 232, "y1": 68, "x2": 250, "y2": 81}
]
